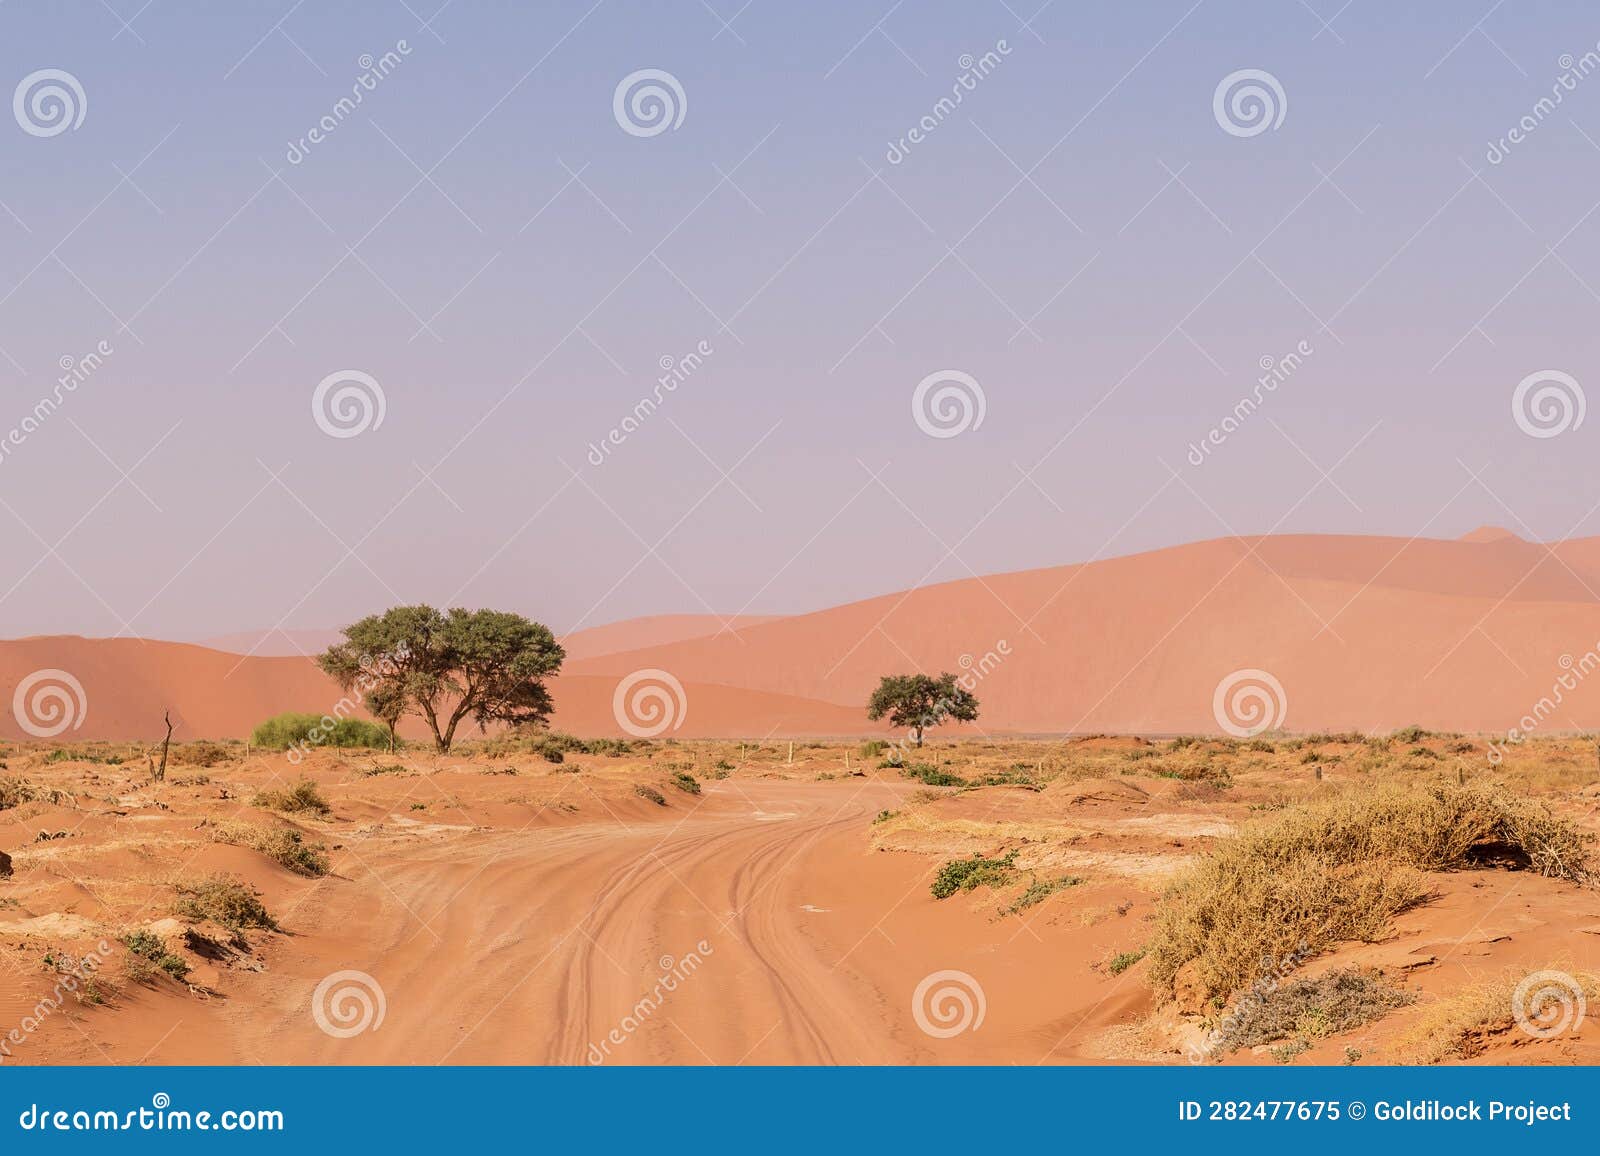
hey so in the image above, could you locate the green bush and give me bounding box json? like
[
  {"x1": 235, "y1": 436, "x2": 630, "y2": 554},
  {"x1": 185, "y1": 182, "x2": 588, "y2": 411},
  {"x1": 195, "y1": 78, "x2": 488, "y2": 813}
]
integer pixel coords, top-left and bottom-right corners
[
  {"x1": 121, "y1": 930, "x2": 190, "y2": 982},
  {"x1": 670, "y1": 771, "x2": 701, "y2": 795},
  {"x1": 901, "y1": 763, "x2": 967, "y2": 787},
  {"x1": 250, "y1": 712, "x2": 392, "y2": 751},
  {"x1": 173, "y1": 876, "x2": 277, "y2": 931},
  {"x1": 930, "y1": 851, "x2": 1017, "y2": 899}
]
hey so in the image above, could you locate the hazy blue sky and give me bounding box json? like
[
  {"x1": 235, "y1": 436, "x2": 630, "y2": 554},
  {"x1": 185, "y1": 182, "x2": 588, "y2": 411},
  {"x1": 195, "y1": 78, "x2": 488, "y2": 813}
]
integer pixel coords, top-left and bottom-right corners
[{"x1": 3, "y1": 0, "x2": 1600, "y2": 641}]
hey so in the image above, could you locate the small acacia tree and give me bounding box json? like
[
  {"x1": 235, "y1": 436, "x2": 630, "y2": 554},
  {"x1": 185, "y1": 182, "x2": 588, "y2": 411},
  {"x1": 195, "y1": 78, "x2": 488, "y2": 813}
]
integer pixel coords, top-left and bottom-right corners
[
  {"x1": 865, "y1": 672, "x2": 980, "y2": 747},
  {"x1": 318, "y1": 605, "x2": 565, "y2": 753}
]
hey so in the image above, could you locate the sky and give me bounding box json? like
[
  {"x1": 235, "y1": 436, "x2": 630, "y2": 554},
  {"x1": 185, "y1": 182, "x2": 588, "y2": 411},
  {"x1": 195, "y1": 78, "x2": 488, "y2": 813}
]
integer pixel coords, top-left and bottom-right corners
[{"x1": 3, "y1": 0, "x2": 1600, "y2": 642}]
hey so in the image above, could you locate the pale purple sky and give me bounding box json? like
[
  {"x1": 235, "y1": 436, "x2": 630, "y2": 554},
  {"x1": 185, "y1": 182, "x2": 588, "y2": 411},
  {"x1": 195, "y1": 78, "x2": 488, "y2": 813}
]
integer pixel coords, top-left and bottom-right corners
[{"x1": 2, "y1": 1, "x2": 1599, "y2": 642}]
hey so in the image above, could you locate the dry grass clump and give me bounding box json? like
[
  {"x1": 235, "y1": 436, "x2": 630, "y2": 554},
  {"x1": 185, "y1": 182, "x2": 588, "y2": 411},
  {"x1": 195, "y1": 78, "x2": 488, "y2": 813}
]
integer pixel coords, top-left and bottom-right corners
[
  {"x1": 1147, "y1": 782, "x2": 1592, "y2": 1006},
  {"x1": 210, "y1": 819, "x2": 330, "y2": 877},
  {"x1": 1219, "y1": 968, "x2": 1414, "y2": 1053},
  {"x1": 168, "y1": 740, "x2": 237, "y2": 768},
  {"x1": 1392, "y1": 968, "x2": 1600, "y2": 1064},
  {"x1": 0, "y1": 775, "x2": 37, "y2": 810},
  {"x1": 250, "y1": 777, "x2": 331, "y2": 816},
  {"x1": 173, "y1": 875, "x2": 277, "y2": 931}
]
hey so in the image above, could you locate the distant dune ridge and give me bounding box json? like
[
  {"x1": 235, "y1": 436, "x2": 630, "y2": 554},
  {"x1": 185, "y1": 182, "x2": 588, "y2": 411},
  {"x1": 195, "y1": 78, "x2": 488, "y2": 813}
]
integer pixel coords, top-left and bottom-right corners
[{"x1": 12, "y1": 529, "x2": 1600, "y2": 741}]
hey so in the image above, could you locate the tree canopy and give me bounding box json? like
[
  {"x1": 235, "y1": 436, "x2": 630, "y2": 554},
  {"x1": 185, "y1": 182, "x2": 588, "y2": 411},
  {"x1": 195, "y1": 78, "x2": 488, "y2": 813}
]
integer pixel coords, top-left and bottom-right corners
[
  {"x1": 865, "y1": 672, "x2": 980, "y2": 747},
  {"x1": 318, "y1": 605, "x2": 565, "y2": 752}
]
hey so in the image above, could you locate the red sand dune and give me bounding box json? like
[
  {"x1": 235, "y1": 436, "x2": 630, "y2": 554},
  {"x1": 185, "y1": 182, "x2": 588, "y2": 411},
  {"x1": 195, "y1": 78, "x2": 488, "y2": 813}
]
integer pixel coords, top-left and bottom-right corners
[{"x1": 9, "y1": 529, "x2": 1600, "y2": 740}]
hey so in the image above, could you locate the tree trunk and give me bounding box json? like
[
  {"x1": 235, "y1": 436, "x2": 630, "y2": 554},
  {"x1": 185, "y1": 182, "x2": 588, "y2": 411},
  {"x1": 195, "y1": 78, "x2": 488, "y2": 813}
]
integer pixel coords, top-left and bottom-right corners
[
  {"x1": 156, "y1": 710, "x2": 173, "y2": 782},
  {"x1": 913, "y1": 725, "x2": 923, "y2": 748}
]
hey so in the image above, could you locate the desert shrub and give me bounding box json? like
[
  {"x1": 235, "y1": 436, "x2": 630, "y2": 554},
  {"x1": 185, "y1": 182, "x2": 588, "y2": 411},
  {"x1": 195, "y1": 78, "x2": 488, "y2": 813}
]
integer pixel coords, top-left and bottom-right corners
[
  {"x1": 250, "y1": 712, "x2": 391, "y2": 751},
  {"x1": 121, "y1": 930, "x2": 190, "y2": 982},
  {"x1": 0, "y1": 776, "x2": 36, "y2": 810},
  {"x1": 873, "y1": 809, "x2": 898, "y2": 824},
  {"x1": 930, "y1": 851, "x2": 1017, "y2": 899},
  {"x1": 173, "y1": 875, "x2": 276, "y2": 931},
  {"x1": 1390, "y1": 725, "x2": 1430, "y2": 743},
  {"x1": 212, "y1": 821, "x2": 330, "y2": 877},
  {"x1": 1393, "y1": 968, "x2": 1599, "y2": 1064},
  {"x1": 969, "y1": 767, "x2": 1041, "y2": 789},
  {"x1": 169, "y1": 741, "x2": 234, "y2": 767},
  {"x1": 1147, "y1": 782, "x2": 1593, "y2": 1005},
  {"x1": 635, "y1": 784, "x2": 665, "y2": 806},
  {"x1": 1108, "y1": 949, "x2": 1146, "y2": 975},
  {"x1": 1217, "y1": 968, "x2": 1414, "y2": 1053},
  {"x1": 669, "y1": 771, "x2": 701, "y2": 795},
  {"x1": 999, "y1": 874, "x2": 1081, "y2": 916},
  {"x1": 251, "y1": 777, "x2": 330, "y2": 816},
  {"x1": 901, "y1": 764, "x2": 967, "y2": 787},
  {"x1": 859, "y1": 740, "x2": 886, "y2": 758},
  {"x1": 484, "y1": 731, "x2": 632, "y2": 759}
]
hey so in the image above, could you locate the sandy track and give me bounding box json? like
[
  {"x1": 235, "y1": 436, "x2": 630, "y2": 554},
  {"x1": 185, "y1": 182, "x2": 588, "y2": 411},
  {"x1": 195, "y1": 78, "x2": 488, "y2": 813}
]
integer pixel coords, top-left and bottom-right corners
[{"x1": 231, "y1": 780, "x2": 915, "y2": 1065}]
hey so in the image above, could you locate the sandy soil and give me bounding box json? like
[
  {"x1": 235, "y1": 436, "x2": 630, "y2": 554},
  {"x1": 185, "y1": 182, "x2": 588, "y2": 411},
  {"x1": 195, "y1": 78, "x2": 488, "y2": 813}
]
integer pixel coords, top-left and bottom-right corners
[{"x1": 3, "y1": 734, "x2": 1599, "y2": 1067}]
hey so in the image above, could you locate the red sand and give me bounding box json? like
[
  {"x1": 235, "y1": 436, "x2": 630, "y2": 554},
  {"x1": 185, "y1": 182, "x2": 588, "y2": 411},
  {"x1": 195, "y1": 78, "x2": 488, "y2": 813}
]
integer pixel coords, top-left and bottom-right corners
[{"x1": 8, "y1": 530, "x2": 1600, "y2": 740}]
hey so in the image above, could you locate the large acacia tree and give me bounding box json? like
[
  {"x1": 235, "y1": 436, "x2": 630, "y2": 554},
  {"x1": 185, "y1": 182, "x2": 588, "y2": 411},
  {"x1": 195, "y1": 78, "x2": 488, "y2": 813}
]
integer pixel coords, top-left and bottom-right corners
[
  {"x1": 319, "y1": 605, "x2": 565, "y2": 753},
  {"x1": 866, "y1": 672, "x2": 980, "y2": 747}
]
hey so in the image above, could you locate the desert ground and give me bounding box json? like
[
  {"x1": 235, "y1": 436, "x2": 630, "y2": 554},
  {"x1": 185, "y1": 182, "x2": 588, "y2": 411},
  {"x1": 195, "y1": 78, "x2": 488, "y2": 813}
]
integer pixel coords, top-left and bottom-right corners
[{"x1": 2, "y1": 729, "x2": 1598, "y2": 1066}]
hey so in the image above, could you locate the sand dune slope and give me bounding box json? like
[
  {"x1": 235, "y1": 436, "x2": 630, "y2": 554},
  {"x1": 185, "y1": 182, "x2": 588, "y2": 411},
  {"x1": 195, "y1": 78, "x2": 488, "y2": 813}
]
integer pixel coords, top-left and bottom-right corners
[
  {"x1": 10, "y1": 531, "x2": 1600, "y2": 738},
  {"x1": 565, "y1": 532, "x2": 1600, "y2": 734}
]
